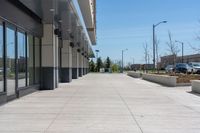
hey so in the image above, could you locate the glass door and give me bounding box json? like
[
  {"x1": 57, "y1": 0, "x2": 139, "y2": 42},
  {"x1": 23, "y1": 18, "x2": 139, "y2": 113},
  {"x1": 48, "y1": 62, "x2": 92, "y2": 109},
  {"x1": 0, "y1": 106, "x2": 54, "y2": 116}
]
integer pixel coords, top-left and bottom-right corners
[
  {"x1": 6, "y1": 27, "x2": 16, "y2": 96},
  {"x1": 17, "y1": 31, "x2": 26, "y2": 88}
]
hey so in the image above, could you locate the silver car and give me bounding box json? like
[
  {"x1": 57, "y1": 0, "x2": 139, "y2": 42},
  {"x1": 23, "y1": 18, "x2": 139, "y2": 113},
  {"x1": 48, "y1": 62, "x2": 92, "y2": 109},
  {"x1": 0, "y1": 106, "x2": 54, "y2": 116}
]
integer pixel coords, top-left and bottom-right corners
[
  {"x1": 188, "y1": 62, "x2": 200, "y2": 74},
  {"x1": 165, "y1": 65, "x2": 174, "y2": 73}
]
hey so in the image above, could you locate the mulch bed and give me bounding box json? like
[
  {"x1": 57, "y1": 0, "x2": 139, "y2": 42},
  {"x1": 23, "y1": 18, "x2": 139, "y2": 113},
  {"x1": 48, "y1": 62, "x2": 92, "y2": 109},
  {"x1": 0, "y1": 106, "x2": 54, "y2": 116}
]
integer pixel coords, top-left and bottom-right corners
[
  {"x1": 173, "y1": 74, "x2": 200, "y2": 83},
  {"x1": 152, "y1": 73, "x2": 200, "y2": 83}
]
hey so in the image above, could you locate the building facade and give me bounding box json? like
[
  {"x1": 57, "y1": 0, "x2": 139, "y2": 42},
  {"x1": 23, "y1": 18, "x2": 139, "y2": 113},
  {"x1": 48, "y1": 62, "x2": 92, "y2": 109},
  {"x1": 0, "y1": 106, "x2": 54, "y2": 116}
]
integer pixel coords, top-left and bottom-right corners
[
  {"x1": 0, "y1": 0, "x2": 96, "y2": 104},
  {"x1": 160, "y1": 54, "x2": 200, "y2": 68},
  {"x1": 131, "y1": 64, "x2": 154, "y2": 70}
]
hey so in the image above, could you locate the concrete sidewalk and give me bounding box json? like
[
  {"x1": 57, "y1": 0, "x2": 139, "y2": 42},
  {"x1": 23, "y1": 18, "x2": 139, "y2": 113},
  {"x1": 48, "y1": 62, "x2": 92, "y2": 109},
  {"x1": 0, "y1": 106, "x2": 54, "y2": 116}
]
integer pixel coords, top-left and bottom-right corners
[{"x1": 0, "y1": 74, "x2": 200, "y2": 133}]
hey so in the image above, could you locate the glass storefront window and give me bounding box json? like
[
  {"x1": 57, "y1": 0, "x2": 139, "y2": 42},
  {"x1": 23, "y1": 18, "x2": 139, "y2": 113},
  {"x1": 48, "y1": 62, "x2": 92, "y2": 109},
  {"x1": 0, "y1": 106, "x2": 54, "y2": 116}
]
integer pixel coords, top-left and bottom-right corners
[
  {"x1": 27, "y1": 35, "x2": 34, "y2": 85},
  {"x1": 0, "y1": 22, "x2": 42, "y2": 95},
  {"x1": 6, "y1": 27, "x2": 16, "y2": 96},
  {"x1": 34, "y1": 37, "x2": 40, "y2": 84},
  {"x1": 0, "y1": 25, "x2": 3, "y2": 93},
  {"x1": 17, "y1": 32, "x2": 26, "y2": 88}
]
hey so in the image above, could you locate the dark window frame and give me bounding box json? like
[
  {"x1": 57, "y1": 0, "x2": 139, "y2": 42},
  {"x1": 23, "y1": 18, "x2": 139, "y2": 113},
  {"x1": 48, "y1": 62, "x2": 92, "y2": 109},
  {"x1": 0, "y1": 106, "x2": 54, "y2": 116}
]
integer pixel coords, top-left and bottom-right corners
[
  {"x1": 33, "y1": 36, "x2": 35, "y2": 84},
  {"x1": 25, "y1": 32, "x2": 28, "y2": 87},
  {"x1": 0, "y1": 20, "x2": 5, "y2": 93},
  {"x1": 39, "y1": 38, "x2": 41, "y2": 85}
]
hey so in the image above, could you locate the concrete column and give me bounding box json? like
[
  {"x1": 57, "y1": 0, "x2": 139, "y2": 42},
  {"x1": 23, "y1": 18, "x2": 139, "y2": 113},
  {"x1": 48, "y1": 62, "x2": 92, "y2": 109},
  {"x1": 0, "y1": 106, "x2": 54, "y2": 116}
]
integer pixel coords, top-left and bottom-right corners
[
  {"x1": 85, "y1": 57, "x2": 87, "y2": 74},
  {"x1": 72, "y1": 48, "x2": 79, "y2": 79},
  {"x1": 85, "y1": 56, "x2": 87, "y2": 75},
  {"x1": 59, "y1": 6, "x2": 73, "y2": 83},
  {"x1": 60, "y1": 40, "x2": 72, "y2": 83},
  {"x1": 88, "y1": 59, "x2": 90, "y2": 73},
  {"x1": 82, "y1": 55, "x2": 85, "y2": 75},
  {"x1": 41, "y1": 24, "x2": 59, "y2": 90},
  {"x1": 86, "y1": 57, "x2": 89, "y2": 74},
  {"x1": 86, "y1": 58, "x2": 89, "y2": 74},
  {"x1": 84, "y1": 56, "x2": 87, "y2": 75},
  {"x1": 79, "y1": 53, "x2": 83, "y2": 77}
]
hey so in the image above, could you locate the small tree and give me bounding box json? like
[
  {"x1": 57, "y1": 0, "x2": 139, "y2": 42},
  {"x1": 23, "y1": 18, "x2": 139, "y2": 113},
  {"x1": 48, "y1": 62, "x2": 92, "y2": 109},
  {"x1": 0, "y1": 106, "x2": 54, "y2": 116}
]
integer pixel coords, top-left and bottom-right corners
[
  {"x1": 155, "y1": 38, "x2": 159, "y2": 66},
  {"x1": 191, "y1": 22, "x2": 200, "y2": 53},
  {"x1": 166, "y1": 31, "x2": 180, "y2": 66},
  {"x1": 126, "y1": 62, "x2": 132, "y2": 71},
  {"x1": 143, "y1": 42, "x2": 149, "y2": 72},
  {"x1": 89, "y1": 59, "x2": 95, "y2": 72},
  {"x1": 111, "y1": 64, "x2": 119, "y2": 73},
  {"x1": 190, "y1": 42, "x2": 200, "y2": 54},
  {"x1": 96, "y1": 57, "x2": 103, "y2": 72},
  {"x1": 105, "y1": 57, "x2": 111, "y2": 69}
]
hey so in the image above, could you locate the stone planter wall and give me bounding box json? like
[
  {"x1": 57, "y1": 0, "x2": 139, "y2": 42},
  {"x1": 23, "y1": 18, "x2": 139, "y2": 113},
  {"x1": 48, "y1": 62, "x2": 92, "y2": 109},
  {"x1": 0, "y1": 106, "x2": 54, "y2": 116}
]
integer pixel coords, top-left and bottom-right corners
[
  {"x1": 142, "y1": 73, "x2": 177, "y2": 87},
  {"x1": 127, "y1": 71, "x2": 141, "y2": 78},
  {"x1": 192, "y1": 80, "x2": 200, "y2": 93}
]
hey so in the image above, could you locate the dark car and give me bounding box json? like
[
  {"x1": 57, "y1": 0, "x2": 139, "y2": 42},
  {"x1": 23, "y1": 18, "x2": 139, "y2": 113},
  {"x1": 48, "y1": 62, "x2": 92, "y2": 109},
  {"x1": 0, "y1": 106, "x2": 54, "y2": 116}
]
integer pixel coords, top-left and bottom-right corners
[{"x1": 175, "y1": 63, "x2": 192, "y2": 74}]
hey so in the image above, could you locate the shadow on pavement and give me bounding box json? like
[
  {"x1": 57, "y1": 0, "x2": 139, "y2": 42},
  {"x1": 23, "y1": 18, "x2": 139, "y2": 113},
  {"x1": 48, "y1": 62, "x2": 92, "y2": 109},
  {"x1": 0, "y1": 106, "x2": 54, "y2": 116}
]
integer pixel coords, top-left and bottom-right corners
[{"x1": 188, "y1": 91, "x2": 200, "y2": 97}]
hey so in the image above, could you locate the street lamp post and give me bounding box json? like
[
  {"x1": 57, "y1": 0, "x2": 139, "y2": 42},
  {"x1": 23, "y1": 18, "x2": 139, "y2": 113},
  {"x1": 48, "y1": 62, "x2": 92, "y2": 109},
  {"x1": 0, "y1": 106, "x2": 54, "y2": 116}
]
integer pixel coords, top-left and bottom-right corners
[
  {"x1": 121, "y1": 49, "x2": 128, "y2": 73},
  {"x1": 175, "y1": 40, "x2": 184, "y2": 63},
  {"x1": 153, "y1": 21, "x2": 167, "y2": 69}
]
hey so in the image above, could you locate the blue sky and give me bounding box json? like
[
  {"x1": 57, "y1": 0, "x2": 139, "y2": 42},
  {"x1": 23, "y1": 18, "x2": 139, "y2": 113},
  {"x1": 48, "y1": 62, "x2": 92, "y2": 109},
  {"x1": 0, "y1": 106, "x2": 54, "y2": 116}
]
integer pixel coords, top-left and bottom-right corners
[{"x1": 93, "y1": 0, "x2": 200, "y2": 64}]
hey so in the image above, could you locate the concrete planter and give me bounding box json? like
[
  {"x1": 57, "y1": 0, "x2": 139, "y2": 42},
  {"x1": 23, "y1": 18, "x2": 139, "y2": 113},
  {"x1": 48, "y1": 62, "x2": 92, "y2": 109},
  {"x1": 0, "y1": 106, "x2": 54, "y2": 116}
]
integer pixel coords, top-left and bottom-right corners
[
  {"x1": 192, "y1": 80, "x2": 200, "y2": 93},
  {"x1": 142, "y1": 73, "x2": 177, "y2": 87},
  {"x1": 127, "y1": 71, "x2": 141, "y2": 78}
]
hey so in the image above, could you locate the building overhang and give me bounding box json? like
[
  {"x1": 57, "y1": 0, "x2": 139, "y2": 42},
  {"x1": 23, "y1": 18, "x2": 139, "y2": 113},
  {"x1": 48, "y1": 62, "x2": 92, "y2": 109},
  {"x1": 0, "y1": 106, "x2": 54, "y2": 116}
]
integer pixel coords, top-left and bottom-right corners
[{"x1": 77, "y1": 0, "x2": 96, "y2": 45}]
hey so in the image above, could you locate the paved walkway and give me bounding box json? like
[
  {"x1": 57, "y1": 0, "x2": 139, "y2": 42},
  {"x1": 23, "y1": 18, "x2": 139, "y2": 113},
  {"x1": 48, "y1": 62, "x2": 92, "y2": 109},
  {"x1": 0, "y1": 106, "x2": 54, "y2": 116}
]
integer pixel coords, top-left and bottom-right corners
[{"x1": 0, "y1": 74, "x2": 200, "y2": 133}]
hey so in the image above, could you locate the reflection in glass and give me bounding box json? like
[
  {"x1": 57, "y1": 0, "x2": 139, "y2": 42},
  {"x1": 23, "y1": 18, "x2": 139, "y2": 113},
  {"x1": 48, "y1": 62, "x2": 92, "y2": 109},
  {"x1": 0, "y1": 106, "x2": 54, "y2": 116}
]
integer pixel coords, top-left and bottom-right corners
[
  {"x1": 34, "y1": 37, "x2": 40, "y2": 84},
  {"x1": 18, "y1": 32, "x2": 26, "y2": 88},
  {"x1": 6, "y1": 27, "x2": 16, "y2": 96},
  {"x1": 27, "y1": 35, "x2": 34, "y2": 85},
  {"x1": 0, "y1": 25, "x2": 3, "y2": 93}
]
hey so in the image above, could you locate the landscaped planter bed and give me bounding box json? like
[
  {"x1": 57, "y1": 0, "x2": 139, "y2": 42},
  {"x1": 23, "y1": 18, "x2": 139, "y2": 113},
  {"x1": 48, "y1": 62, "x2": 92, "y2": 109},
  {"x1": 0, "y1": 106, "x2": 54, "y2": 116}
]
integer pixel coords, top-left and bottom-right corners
[
  {"x1": 174, "y1": 74, "x2": 200, "y2": 84},
  {"x1": 128, "y1": 71, "x2": 200, "y2": 87}
]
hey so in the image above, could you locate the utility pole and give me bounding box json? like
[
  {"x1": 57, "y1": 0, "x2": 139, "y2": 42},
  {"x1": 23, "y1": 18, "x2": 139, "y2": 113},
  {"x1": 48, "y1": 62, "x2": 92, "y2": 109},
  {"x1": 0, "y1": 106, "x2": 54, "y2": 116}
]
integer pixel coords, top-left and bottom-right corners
[
  {"x1": 175, "y1": 40, "x2": 184, "y2": 63},
  {"x1": 121, "y1": 49, "x2": 128, "y2": 73}
]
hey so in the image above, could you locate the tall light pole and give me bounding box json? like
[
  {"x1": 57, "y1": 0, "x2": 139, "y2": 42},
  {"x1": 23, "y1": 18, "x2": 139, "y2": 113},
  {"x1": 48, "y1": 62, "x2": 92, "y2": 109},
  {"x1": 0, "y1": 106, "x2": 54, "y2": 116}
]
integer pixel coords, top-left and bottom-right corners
[
  {"x1": 175, "y1": 40, "x2": 184, "y2": 63},
  {"x1": 121, "y1": 49, "x2": 128, "y2": 73},
  {"x1": 153, "y1": 21, "x2": 167, "y2": 69}
]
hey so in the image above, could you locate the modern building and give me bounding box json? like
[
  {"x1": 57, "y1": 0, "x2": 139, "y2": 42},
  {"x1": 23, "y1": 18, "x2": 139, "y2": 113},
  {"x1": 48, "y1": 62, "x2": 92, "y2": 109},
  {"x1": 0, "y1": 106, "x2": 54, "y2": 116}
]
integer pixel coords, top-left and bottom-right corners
[
  {"x1": 0, "y1": 0, "x2": 96, "y2": 104},
  {"x1": 131, "y1": 64, "x2": 154, "y2": 70},
  {"x1": 160, "y1": 54, "x2": 200, "y2": 68}
]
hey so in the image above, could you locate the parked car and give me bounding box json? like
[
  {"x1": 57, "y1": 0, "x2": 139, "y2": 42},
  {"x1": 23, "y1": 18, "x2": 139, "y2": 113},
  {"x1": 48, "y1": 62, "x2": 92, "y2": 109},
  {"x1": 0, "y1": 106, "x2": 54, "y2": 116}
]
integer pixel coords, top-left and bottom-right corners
[
  {"x1": 188, "y1": 62, "x2": 200, "y2": 74},
  {"x1": 175, "y1": 63, "x2": 192, "y2": 74},
  {"x1": 165, "y1": 65, "x2": 174, "y2": 73}
]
